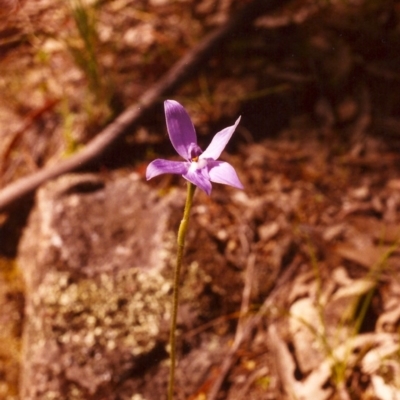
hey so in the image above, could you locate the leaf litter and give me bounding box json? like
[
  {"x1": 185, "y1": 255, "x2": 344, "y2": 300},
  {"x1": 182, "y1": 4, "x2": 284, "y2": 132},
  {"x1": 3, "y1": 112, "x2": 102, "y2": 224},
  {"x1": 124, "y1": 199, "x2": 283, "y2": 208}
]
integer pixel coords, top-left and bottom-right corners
[{"x1": 1, "y1": 0, "x2": 400, "y2": 399}]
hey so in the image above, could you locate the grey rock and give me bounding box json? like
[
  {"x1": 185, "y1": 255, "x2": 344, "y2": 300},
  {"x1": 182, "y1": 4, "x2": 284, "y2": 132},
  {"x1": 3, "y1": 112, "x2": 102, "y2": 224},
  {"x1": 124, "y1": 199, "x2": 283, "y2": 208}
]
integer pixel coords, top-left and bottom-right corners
[{"x1": 17, "y1": 172, "x2": 183, "y2": 400}]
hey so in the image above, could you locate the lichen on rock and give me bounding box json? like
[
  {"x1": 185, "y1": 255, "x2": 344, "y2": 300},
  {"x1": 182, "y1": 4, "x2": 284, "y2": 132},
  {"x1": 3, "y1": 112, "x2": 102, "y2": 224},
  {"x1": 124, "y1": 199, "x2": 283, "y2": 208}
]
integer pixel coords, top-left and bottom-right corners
[{"x1": 18, "y1": 172, "x2": 181, "y2": 400}]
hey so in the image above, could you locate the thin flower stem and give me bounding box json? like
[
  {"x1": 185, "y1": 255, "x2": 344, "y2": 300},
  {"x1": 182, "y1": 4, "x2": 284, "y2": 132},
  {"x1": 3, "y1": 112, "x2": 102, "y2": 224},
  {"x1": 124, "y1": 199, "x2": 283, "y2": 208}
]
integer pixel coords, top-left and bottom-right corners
[{"x1": 168, "y1": 181, "x2": 196, "y2": 400}]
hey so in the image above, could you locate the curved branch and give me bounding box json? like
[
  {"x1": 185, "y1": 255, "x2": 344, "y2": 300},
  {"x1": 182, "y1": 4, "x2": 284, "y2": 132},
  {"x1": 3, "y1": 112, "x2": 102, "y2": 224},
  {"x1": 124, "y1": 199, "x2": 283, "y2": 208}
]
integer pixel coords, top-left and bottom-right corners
[{"x1": 0, "y1": 0, "x2": 289, "y2": 212}]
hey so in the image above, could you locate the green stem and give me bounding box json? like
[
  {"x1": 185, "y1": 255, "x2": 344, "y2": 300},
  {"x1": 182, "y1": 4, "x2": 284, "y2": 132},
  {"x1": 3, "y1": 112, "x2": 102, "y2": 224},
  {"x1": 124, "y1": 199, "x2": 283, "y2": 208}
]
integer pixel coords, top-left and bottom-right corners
[{"x1": 168, "y1": 181, "x2": 196, "y2": 400}]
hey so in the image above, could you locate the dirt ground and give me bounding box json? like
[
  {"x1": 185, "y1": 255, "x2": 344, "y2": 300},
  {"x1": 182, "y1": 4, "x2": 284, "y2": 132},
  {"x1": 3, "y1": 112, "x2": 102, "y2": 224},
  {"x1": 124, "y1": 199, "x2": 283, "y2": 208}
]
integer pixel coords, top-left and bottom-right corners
[{"x1": 1, "y1": 0, "x2": 400, "y2": 399}]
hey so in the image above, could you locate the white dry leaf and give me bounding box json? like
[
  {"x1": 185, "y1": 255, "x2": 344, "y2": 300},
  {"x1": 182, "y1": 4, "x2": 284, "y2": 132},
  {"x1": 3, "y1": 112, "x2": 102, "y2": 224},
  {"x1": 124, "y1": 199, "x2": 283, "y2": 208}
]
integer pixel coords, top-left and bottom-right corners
[
  {"x1": 325, "y1": 278, "x2": 375, "y2": 325},
  {"x1": 362, "y1": 341, "x2": 399, "y2": 375},
  {"x1": 149, "y1": 0, "x2": 165, "y2": 5},
  {"x1": 268, "y1": 323, "x2": 333, "y2": 400},
  {"x1": 123, "y1": 24, "x2": 155, "y2": 49},
  {"x1": 296, "y1": 362, "x2": 333, "y2": 400},
  {"x1": 371, "y1": 375, "x2": 400, "y2": 400},
  {"x1": 322, "y1": 223, "x2": 345, "y2": 241},
  {"x1": 331, "y1": 278, "x2": 375, "y2": 302},
  {"x1": 289, "y1": 298, "x2": 325, "y2": 374},
  {"x1": 349, "y1": 186, "x2": 370, "y2": 201},
  {"x1": 42, "y1": 38, "x2": 65, "y2": 53},
  {"x1": 131, "y1": 395, "x2": 147, "y2": 400},
  {"x1": 361, "y1": 334, "x2": 400, "y2": 400},
  {"x1": 258, "y1": 221, "x2": 279, "y2": 242}
]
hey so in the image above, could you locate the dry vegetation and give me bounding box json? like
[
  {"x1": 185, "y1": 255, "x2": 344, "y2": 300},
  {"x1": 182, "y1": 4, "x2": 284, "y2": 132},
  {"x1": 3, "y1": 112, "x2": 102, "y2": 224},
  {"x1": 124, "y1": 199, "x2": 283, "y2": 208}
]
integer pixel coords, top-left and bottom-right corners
[{"x1": 1, "y1": 0, "x2": 400, "y2": 399}]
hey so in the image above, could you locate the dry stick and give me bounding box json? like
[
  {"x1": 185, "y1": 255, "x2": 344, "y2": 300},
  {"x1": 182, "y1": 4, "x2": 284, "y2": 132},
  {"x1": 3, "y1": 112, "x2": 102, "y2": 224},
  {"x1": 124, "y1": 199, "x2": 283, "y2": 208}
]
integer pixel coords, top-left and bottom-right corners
[{"x1": 0, "y1": 0, "x2": 288, "y2": 213}]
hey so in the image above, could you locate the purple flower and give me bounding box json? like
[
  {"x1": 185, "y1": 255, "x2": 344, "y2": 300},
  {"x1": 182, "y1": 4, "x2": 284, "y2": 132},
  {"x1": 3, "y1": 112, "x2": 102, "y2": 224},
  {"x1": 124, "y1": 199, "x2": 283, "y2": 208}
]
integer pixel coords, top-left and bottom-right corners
[{"x1": 146, "y1": 100, "x2": 244, "y2": 195}]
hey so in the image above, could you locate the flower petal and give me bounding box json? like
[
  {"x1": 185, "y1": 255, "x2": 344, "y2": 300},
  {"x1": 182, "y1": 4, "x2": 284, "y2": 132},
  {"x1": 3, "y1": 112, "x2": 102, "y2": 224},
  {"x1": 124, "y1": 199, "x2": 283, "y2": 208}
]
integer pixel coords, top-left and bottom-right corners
[
  {"x1": 183, "y1": 169, "x2": 212, "y2": 195},
  {"x1": 165, "y1": 100, "x2": 197, "y2": 160},
  {"x1": 208, "y1": 160, "x2": 244, "y2": 190},
  {"x1": 201, "y1": 116, "x2": 241, "y2": 160},
  {"x1": 146, "y1": 159, "x2": 189, "y2": 180}
]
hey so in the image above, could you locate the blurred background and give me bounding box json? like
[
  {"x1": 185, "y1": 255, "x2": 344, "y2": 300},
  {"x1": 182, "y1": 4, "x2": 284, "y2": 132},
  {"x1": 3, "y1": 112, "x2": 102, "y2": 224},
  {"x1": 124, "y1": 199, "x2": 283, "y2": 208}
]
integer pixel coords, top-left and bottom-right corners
[{"x1": 1, "y1": 0, "x2": 400, "y2": 399}]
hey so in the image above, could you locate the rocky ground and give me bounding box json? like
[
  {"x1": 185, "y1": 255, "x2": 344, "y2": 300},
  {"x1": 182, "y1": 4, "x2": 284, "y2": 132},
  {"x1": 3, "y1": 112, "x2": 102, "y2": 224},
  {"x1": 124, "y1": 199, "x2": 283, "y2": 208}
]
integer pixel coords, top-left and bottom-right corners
[{"x1": 1, "y1": 1, "x2": 400, "y2": 399}]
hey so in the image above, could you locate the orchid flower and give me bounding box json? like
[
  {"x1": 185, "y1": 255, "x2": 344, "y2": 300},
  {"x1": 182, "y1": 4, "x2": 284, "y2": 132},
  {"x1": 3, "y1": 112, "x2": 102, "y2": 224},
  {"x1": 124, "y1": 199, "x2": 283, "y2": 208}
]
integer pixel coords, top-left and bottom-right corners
[{"x1": 146, "y1": 100, "x2": 244, "y2": 195}]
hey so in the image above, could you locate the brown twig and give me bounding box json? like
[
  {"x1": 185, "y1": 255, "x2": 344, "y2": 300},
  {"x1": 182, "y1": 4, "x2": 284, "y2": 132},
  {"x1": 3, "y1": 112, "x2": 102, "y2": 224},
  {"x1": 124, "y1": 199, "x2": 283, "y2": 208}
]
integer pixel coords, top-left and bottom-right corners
[{"x1": 0, "y1": 0, "x2": 290, "y2": 213}]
